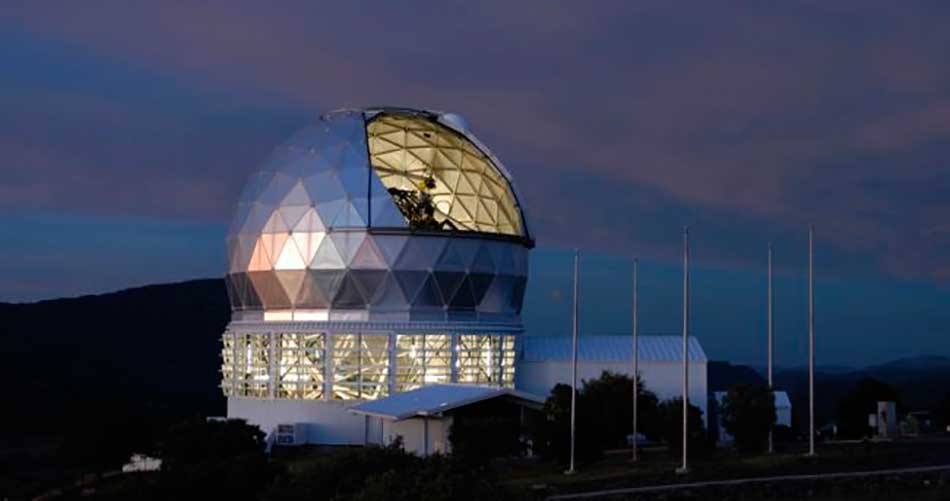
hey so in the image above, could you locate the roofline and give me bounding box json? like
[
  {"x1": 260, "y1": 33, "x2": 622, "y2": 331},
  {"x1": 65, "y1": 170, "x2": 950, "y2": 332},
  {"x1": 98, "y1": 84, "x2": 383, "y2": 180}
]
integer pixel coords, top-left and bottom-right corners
[
  {"x1": 348, "y1": 385, "x2": 546, "y2": 421},
  {"x1": 521, "y1": 334, "x2": 709, "y2": 363}
]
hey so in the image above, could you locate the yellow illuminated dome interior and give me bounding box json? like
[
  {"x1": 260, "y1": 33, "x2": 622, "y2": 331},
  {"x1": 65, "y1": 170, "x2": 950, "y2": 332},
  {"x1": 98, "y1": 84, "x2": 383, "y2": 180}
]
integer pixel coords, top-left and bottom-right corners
[{"x1": 367, "y1": 114, "x2": 524, "y2": 236}]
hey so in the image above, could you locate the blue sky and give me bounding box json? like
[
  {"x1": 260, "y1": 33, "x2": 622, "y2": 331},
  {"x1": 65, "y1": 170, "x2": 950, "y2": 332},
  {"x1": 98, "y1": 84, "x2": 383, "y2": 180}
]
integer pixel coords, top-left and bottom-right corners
[{"x1": 2, "y1": 2, "x2": 949, "y2": 366}]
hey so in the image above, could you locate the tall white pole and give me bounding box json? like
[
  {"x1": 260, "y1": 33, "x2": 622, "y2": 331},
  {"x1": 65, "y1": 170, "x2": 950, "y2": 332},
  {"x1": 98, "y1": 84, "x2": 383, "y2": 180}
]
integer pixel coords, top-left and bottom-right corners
[
  {"x1": 677, "y1": 226, "x2": 690, "y2": 474},
  {"x1": 568, "y1": 249, "x2": 579, "y2": 474},
  {"x1": 768, "y1": 243, "x2": 774, "y2": 454},
  {"x1": 808, "y1": 226, "x2": 816, "y2": 456},
  {"x1": 632, "y1": 258, "x2": 639, "y2": 462}
]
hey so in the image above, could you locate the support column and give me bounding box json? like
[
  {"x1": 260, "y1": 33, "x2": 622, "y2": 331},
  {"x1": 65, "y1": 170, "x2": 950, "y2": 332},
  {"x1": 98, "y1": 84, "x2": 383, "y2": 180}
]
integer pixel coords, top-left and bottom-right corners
[
  {"x1": 389, "y1": 332, "x2": 397, "y2": 396},
  {"x1": 268, "y1": 332, "x2": 277, "y2": 398},
  {"x1": 231, "y1": 331, "x2": 240, "y2": 397},
  {"x1": 324, "y1": 332, "x2": 333, "y2": 401},
  {"x1": 450, "y1": 333, "x2": 459, "y2": 383}
]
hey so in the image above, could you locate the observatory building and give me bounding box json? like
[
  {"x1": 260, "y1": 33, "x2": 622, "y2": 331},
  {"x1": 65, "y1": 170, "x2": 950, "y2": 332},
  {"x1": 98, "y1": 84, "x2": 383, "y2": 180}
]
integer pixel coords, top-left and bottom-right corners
[{"x1": 221, "y1": 107, "x2": 533, "y2": 444}]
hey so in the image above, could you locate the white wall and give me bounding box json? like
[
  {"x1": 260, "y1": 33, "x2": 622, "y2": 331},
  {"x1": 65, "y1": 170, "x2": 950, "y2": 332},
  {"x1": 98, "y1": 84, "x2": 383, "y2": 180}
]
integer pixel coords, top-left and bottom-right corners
[
  {"x1": 516, "y1": 360, "x2": 708, "y2": 426},
  {"x1": 228, "y1": 397, "x2": 366, "y2": 445},
  {"x1": 378, "y1": 416, "x2": 452, "y2": 456},
  {"x1": 777, "y1": 406, "x2": 792, "y2": 428}
]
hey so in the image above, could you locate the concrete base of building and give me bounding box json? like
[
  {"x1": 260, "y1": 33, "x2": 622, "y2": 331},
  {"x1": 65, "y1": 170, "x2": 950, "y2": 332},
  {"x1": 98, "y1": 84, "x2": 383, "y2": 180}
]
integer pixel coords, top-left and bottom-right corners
[{"x1": 227, "y1": 397, "x2": 365, "y2": 445}]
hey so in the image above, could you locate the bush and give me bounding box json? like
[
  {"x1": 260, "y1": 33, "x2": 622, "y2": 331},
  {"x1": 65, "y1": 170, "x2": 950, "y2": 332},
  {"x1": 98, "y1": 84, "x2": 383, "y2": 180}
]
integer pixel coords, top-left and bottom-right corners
[
  {"x1": 530, "y1": 383, "x2": 598, "y2": 463},
  {"x1": 837, "y1": 378, "x2": 901, "y2": 438},
  {"x1": 449, "y1": 414, "x2": 525, "y2": 464},
  {"x1": 101, "y1": 418, "x2": 279, "y2": 501},
  {"x1": 931, "y1": 392, "x2": 950, "y2": 430},
  {"x1": 159, "y1": 418, "x2": 277, "y2": 500},
  {"x1": 721, "y1": 384, "x2": 777, "y2": 453},
  {"x1": 657, "y1": 398, "x2": 707, "y2": 456},
  {"x1": 773, "y1": 424, "x2": 795, "y2": 446},
  {"x1": 265, "y1": 440, "x2": 516, "y2": 501},
  {"x1": 582, "y1": 371, "x2": 661, "y2": 446}
]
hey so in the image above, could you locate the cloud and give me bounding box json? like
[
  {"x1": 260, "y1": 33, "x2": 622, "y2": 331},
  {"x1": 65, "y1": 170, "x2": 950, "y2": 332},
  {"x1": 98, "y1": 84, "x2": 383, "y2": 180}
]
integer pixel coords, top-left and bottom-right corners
[{"x1": 2, "y1": 1, "x2": 950, "y2": 282}]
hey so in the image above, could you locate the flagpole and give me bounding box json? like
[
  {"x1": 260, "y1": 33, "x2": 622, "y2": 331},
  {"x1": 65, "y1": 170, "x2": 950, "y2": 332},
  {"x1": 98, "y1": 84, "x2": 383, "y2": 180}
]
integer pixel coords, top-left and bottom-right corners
[
  {"x1": 677, "y1": 226, "x2": 690, "y2": 474},
  {"x1": 567, "y1": 249, "x2": 580, "y2": 474},
  {"x1": 768, "y1": 242, "x2": 774, "y2": 454},
  {"x1": 808, "y1": 227, "x2": 816, "y2": 456},
  {"x1": 632, "y1": 258, "x2": 639, "y2": 462}
]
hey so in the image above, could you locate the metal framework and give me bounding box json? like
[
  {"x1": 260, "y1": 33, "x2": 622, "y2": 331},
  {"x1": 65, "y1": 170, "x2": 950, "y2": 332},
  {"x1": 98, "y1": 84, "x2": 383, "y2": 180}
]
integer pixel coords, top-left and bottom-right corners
[{"x1": 222, "y1": 331, "x2": 516, "y2": 400}]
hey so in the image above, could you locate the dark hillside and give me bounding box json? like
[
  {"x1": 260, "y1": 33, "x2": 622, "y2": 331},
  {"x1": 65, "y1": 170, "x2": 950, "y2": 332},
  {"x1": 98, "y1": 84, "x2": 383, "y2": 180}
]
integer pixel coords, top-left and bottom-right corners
[{"x1": 0, "y1": 279, "x2": 229, "y2": 446}]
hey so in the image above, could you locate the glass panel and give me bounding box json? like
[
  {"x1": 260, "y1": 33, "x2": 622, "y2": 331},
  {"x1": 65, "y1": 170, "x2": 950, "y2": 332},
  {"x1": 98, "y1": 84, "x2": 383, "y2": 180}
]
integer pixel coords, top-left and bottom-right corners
[
  {"x1": 424, "y1": 334, "x2": 452, "y2": 385},
  {"x1": 240, "y1": 333, "x2": 270, "y2": 397},
  {"x1": 359, "y1": 334, "x2": 390, "y2": 400},
  {"x1": 332, "y1": 334, "x2": 361, "y2": 400},
  {"x1": 395, "y1": 334, "x2": 425, "y2": 392},
  {"x1": 220, "y1": 333, "x2": 235, "y2": 396},
  {"x1": 221, "y1": 332, "x2": 326, "y2": 399},
  {"x1": 276, "y1": 333, "x2": 325, "y2": 399},
  {"x1": 332, "y1": 333, "x2": 390, "y2": 400},
  {"x1": 456, "y1": 334, "x2": 517, "y2": 387},
  {"x1": 457, "y1": 334, "x2": 496, "y2": 385},
  {"x1": 501, "y1": 335, "x2": 516, "y2": 388}
]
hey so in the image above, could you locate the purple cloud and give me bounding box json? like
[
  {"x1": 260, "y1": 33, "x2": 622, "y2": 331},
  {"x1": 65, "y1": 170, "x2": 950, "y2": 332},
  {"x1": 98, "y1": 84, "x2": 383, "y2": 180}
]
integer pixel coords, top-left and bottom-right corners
[{"x1": 2, "y1": 1, "x2": 950, "y2": 282}]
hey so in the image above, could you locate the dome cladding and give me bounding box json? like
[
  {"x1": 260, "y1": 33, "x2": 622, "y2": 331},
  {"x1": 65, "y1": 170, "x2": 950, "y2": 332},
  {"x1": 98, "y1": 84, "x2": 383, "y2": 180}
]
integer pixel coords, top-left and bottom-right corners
[{"x1": 225, "y1": 108, "x2": 532, "y2": 322}]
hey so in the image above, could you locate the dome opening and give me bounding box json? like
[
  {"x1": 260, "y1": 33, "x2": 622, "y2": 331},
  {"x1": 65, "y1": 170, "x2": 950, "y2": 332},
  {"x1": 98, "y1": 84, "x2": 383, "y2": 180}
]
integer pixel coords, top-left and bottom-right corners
[{"x1": 367, "y1": 113, "x2": 524, "y2": 237}]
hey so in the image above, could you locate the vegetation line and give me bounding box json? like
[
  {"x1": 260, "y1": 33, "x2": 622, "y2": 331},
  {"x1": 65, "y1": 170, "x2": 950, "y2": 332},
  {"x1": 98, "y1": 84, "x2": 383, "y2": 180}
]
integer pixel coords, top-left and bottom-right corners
[{"x1": 548, "y1": 463, "x2": 950, "y2": 500}]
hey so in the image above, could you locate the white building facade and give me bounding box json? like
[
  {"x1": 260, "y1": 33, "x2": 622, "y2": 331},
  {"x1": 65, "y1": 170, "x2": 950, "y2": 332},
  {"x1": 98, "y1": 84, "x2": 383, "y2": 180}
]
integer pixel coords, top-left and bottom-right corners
[{"x1": 516, "y1": 335, "x2": 709, "y2": 426}]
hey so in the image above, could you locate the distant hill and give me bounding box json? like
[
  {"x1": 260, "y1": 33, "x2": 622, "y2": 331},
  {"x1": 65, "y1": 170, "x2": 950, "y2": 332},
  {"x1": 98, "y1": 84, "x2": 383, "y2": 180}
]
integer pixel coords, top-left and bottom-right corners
[
  {"x1": 3, "y1": 279, "x2": 950, "y2": 443},
  {"x1": 710, "y1": 355, "x2": 950, "y2": 433},
  {"x1": 0, "y1": 279, "x2": 229, "y2": 445},
  {"x1": 867, "y1": 355, "x2": 950, "y2": 372},
  {"x1": 707, "y1": 361, "x2": 766, "y2": 392}
]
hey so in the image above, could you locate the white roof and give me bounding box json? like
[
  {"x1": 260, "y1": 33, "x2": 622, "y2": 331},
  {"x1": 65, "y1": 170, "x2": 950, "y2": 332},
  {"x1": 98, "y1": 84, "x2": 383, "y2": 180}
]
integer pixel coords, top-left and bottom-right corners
[
  {"x1": 713, "y1": 390, "x2": 791, "y2": 409},
  {"x1": 520, "y1": 335, "x2": 707, "y2": 363},
  {"x1": 348, "y1": 384, "x2": 545, "y2": 421}
]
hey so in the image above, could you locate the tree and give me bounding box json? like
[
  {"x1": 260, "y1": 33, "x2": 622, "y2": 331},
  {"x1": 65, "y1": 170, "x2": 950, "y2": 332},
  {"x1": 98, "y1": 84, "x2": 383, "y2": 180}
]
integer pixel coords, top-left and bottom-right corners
[
  {"x1": 449, "y1": 399, "x2": 526, "y2": 464},
  {"x1": 932, "y1": 392, "x2": 950, "y2": 431},
  {"x1": 837, "y1": 378, "x2": 901, "y2": 438},
  {"x1": 156, "y1": 418, "x2": 279, "y2": 501},
  {"x1": 581, "y1": 371, "x2": 660, "y2": 447},
  {"x1": 721, "y1": 384, "x2": 776, "y2": 453},
  {"x1": 657, "y1": 398, "x2": 706, "y2": 456},
  {"x1": 530, "y1": 383, "x2": 599, "y2": 463},
  {"x1": 529, "y1": 372, "x2": 661, "y2": 464}
]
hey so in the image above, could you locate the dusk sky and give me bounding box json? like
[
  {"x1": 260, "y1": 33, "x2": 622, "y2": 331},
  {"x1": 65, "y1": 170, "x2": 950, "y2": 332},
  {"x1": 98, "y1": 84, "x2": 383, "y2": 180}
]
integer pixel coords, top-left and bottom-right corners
[{"x1": 2, "y1": 2, "x2": 949, "y2": 367}]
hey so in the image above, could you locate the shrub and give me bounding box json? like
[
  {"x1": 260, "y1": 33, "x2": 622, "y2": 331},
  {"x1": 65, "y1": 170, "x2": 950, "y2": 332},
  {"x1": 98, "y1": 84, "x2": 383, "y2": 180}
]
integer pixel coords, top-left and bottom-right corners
[
  {"x1": 837, "y1": 378, "x2": 901, "y2": 438},
  {"x1": 266, "y1": 440, "x2": 516, "y2": 501},
  {"x1": 721, "y1": 384, "x2": 777, "y2": 453},
  {"x1": 657, "y1": 398, "x2": 707, "y2": 456},
  {"x1": 156, "y1": 418, "x2": 278, "y2": 501}
]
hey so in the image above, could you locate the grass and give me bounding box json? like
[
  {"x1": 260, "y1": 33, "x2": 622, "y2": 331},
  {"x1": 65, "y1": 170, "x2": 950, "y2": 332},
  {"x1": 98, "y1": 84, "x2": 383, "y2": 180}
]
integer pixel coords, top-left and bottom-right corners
[{"x1": 497, "y1": 437, "x2": 950, "y2": 497}]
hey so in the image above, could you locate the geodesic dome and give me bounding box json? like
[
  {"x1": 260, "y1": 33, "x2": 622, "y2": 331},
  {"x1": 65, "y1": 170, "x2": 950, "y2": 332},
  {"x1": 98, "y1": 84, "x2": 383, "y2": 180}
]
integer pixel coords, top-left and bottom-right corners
[{"x1": 224, "y1": 107, "x2": 532, "y2": 323}]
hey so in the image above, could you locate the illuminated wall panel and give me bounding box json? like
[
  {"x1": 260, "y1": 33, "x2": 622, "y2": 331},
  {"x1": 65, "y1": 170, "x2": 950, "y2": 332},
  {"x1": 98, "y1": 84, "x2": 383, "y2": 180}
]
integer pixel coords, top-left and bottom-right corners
[{"x1": 222, "y1": 332, "x2": 515, "y2": 399}]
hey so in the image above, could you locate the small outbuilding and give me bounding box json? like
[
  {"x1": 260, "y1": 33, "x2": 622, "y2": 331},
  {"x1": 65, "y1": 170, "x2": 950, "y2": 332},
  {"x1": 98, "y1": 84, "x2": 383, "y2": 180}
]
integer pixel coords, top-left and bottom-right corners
[{"x1": 349, "y1": 384, "x2": 544, "y2": 456}]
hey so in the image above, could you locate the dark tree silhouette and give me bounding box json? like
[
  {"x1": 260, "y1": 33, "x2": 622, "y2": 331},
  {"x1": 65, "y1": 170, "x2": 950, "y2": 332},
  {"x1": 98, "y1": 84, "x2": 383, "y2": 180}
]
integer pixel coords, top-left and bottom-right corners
[
  {"x1": 721, "y1": 384, "x2": 776, "y2": 453},
  {"x1": 837, "y1": 378, "x2": 901, "y2": 438}
]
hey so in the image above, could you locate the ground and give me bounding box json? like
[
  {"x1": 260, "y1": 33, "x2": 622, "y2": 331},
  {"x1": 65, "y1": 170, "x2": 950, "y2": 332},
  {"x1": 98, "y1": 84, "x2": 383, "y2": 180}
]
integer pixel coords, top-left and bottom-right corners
[
  {"x1": 495, "y1": 437, "x2": 950, "y2": 498},
  {"x1": 18, "y1": 437, "x2": 950, "y2": 499}
]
